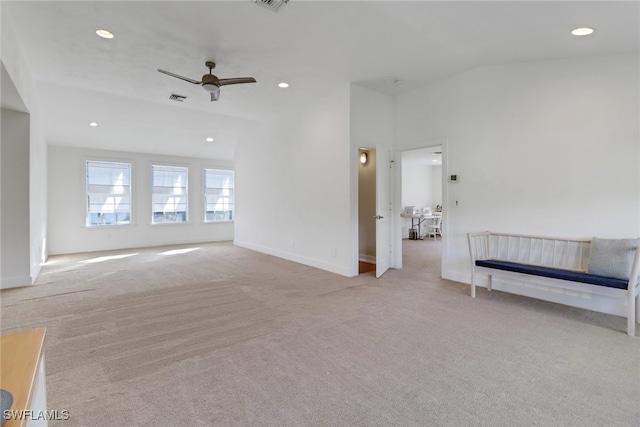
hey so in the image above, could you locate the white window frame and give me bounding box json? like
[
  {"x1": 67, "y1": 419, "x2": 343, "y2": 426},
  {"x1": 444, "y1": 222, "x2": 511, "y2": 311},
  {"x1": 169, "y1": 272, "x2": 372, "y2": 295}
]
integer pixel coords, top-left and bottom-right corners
[
  {"x1": 151, "y1": 165, "x2": 189, "y2": 224},
  {"x1": 86, "y1": 160, "x2": 132, "y2": 227},
  {"x1": 204, "y1": 169, "x2": 235, "y2": 222}
]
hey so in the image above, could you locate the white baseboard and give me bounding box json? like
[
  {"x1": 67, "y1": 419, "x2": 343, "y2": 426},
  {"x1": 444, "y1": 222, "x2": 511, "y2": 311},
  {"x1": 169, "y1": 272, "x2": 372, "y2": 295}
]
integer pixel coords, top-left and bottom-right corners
[
  {"x1": 31, "y1": 262, "x2": 43, "y2": 284},
  {"x1": 490, "y1": 278, "x2": 626, "y2": 317},
  {"x1": 359, "y1": 254, "x2": 376, "y2": 264},
  {"x1": 48, "y1": 236, "x2": 235, "y2": 256},
  {"x1": 468, "y1": 270, "x2": 630, "y2": 318},
  {"x1": 1, "y1": 275, "x2": 35, "y2": 289},
  {"x1": 234, "y1": 239, "x2": 356, "y2": 277},
  {"x1": 442, "y1": 269, "x2": 470, "y2": 285},
  {"x1": 149, "y1": 235, "x2": 235, "y2": 248}
]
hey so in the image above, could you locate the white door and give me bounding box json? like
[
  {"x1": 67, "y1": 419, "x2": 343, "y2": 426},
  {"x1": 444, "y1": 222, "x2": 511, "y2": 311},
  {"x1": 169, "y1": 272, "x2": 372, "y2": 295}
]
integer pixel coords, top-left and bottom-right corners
[{"x1": 375, "y1": 145, "x2": 392, "y2": 278}]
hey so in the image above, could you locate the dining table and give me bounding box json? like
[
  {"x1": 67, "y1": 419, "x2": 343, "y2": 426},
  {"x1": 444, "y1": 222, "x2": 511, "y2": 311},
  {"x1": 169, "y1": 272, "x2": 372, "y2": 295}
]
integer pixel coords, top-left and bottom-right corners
[{"x1": 400, "y1": 212, "x2": 441, "y2": 239}]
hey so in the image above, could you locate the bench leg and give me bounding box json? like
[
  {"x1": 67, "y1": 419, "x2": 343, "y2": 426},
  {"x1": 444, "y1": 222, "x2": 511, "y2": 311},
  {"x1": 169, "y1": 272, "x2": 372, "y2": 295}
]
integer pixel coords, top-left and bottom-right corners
[
  {"x1": 628, "y1": 292, "x2": 636, "y2": 336},
  {"x1": 487, "y1": 275, "x2": 492, "y2": 292},
  {"x1": 471, "y1": 273, "x2": 476, "y2": 298}
]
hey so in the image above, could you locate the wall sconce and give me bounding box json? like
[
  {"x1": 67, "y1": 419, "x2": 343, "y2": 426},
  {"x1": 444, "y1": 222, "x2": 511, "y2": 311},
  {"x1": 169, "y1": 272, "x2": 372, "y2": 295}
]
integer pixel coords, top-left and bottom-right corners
[{"x1": 360, "y1": 152, "x2": 368, "y2": 165}]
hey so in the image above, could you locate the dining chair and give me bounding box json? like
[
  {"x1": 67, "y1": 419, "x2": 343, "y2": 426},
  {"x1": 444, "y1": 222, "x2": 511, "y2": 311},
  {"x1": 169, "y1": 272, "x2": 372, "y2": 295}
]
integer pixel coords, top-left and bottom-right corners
[{"x1": 427, "y1": 215, "x2": 442, "y2": 240}]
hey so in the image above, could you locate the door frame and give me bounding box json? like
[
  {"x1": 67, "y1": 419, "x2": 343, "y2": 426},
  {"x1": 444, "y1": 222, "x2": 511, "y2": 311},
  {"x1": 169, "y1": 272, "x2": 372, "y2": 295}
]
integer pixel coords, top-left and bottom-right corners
[{"x1": 391, "y1": 138, "x2": 449, "y2": 270}]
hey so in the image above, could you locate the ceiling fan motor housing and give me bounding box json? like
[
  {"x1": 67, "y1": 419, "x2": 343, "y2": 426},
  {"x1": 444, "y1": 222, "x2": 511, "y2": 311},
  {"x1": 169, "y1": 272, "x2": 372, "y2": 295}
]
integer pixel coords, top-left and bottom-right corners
[{"x1": 202, "y1": 74, "x2": 220, "y2": 92}]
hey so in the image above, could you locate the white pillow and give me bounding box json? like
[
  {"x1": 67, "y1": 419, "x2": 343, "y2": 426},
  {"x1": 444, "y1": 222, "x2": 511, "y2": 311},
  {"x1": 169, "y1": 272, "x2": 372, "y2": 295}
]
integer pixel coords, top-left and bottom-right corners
[{"x1": 588, "y1": 237, "x2": 640, "y2": 281}]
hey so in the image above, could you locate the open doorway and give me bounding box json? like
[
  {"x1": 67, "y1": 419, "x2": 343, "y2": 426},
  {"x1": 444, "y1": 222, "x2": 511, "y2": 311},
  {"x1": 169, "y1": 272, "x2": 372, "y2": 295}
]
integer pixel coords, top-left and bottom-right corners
[
  {"x1": 400, "y1": 145, "x2": 443, "y2": 274},
  {"x1": 358, "y1": 148, "x2": 376, "y2": 274}
]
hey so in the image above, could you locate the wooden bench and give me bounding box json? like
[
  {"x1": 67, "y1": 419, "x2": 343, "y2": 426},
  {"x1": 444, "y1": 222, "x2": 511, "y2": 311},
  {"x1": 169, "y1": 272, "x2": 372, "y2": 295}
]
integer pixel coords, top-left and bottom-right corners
[{"x1": 467, "y1": 232, "x2": 640, "y2": 336}]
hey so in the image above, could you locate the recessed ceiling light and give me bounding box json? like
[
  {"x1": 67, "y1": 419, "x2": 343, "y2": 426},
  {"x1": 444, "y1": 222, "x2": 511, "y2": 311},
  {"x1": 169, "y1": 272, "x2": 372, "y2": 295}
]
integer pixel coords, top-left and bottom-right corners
[
  {"x1": 96, "y1": 29, "x2": 114, "y2": 39},
  {"x1": 89, "y1": 122, "x2": 98, "y2": 127},
  {"x1": 278, "y1": 82, "x2": 289, "y2": 88},
  {"x1": 571, "y1": 27, "x2": 594, "y2": 36},
  {"x1": 206, "y1": 137, "x2": 214, "y2": 142},
  {"x1": 432, "y1": 159, "x2": 438, "y2": 162}
]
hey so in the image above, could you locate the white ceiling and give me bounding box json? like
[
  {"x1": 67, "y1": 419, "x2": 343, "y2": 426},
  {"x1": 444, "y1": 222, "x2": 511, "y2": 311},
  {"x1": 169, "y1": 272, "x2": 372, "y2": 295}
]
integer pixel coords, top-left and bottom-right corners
[
  {"x1": 3, "y1": 1, "x2": 638, "y2": 160},
  {"x1": 403, "y1": 146, "x2": 442, "y2": 166}
]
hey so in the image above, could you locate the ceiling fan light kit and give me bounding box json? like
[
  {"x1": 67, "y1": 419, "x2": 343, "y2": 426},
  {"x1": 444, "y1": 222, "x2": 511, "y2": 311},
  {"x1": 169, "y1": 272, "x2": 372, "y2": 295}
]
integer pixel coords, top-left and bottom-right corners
[
  {"x1": 158, "y1": 61, "x2": 256, "y2": 102},
  {"x1": 202, "y1": 83, "x2": 219, "y2": 93}
]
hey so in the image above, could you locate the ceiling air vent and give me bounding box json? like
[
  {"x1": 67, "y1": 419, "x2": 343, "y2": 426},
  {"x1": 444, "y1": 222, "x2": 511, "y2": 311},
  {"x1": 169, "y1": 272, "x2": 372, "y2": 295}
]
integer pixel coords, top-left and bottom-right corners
[
  {"x1": 169, "y1": 94, "x2": 187, "y2": 102},
  {"x1": 254, "y1": 0, "x2": 289, "y2": 12}
]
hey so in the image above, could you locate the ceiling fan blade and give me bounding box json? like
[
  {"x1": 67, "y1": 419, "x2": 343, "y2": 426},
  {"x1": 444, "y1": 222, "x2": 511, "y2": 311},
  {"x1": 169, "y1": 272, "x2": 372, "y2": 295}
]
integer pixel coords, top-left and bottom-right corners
[
  {"x1": 157, "y1": 69, "x2": 201, "y2": 85},
  {"x1": 211, "y1": 91, "x2": 220, "y2": 102},
  {"x1": 218, "y1": 77, "x2": 257, "y2": 86}
]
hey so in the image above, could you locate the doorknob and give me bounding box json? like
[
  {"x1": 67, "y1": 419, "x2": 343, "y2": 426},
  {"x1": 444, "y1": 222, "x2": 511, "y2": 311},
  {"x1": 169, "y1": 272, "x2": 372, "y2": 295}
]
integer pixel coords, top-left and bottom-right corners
[{"x1": 374, "y1": 215, "x2": 384, "y2": 219}]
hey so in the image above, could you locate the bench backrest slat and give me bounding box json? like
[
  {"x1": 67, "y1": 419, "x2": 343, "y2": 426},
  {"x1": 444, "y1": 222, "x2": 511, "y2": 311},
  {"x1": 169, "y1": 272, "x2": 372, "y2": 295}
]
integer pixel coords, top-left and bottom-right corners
[{"x1": 469, "y1": 231, "x2": 590, "y2": 272}]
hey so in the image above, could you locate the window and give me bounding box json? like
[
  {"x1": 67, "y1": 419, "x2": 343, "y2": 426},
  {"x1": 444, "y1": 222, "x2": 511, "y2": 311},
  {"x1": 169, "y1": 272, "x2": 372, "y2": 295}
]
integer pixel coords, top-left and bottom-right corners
[
  {"x1": 204, "y1": 169, "x2": 234, "y2": 222},
  {"x1": 86, "y1": 161, "x2": 132, "y2": 226},
  {"x1": 152, "y1": 165, "x2": 188, "y2": 224}
]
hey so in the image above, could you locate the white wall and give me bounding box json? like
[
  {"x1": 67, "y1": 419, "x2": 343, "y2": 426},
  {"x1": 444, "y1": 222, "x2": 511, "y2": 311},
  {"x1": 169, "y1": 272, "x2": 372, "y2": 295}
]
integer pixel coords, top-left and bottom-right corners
[
  {"x1": 395, "y1": 53, "x2": 640, "y2": 284},
  {"x1": 1, "y1": 108, "x2": 31, "y2": 286},
  {"x1": 350, "y1": 84, "x2": 395, "y2": 145},
  {"x1": 402, "y1": 162, "x2": 440, "y2": 209},
  {"x1": 1, "y1": 6, "x2": 48, "y2": 287},
  {"x1": 431, "y1": 165, "x2": 442, "y2": 209},
  {"x1": 234, "y1": 85, "x2": 355, "y2": 276},
  {"x1": 48, "y1": 146, "x2": 234, "y2": 254},
  {"x1": 401, "y1": 158, "x2": 429, "y2": 238},
  {"x1": 235, "y1": 84, "x2": 394, "y2": 277},
  {"x1": 400, "y1": 158, "x2": 442, "y2": 237},
  {"x1": 350, "y1": 84, "x2": 395, "y2": 269}
]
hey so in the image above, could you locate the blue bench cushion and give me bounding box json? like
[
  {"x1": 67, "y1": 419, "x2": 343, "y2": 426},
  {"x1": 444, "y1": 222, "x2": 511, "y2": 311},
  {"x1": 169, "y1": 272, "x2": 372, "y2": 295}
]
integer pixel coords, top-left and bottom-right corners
[{"x1": 475, "y1": 259, "x2": 628, "y2": 290}]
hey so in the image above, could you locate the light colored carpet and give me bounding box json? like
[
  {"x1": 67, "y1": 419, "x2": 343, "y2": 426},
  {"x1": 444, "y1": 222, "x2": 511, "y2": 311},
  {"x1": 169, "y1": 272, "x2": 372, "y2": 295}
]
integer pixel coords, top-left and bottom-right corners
[{"x1": 1, "y1": 239, "x2": 638, "y2": 426}]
